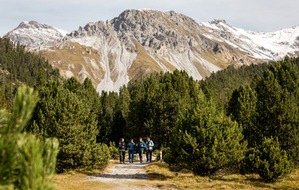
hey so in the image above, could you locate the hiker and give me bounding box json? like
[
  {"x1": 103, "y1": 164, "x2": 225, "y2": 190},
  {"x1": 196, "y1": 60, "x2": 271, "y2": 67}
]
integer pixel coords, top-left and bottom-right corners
[
  {"x1": 146, "y1": 137, "x2": 154, "y2": 162},
  {"x1": 118, "y1": 138, "x2": 126, "y2": 164},
  {"x1": 136, "y1": 137, "x2": 147, "y2": 163},
  {"x1": 127, "y1": 139, "x2": 135, "y2": 163}
]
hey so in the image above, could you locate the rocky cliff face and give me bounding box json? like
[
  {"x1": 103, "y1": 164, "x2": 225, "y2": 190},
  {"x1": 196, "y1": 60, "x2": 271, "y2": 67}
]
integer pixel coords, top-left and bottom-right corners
[{"x1": 4, "y1": 9, "x2": 299, "y2": 92}]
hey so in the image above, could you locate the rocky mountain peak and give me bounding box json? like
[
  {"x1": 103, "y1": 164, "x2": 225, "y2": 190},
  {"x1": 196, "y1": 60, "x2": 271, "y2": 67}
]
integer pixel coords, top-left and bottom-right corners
[
  {"x1": 109, "y1": 9, "x2": 201, "y2": 51},
  {"x1": 111, "y1": 9, "x2": 161, "y2": 32},
  {"x1": 5, "y1": 20, "x2": 67, "y2": 49},
  {"x1": 17, "y1": 20, "x2": 54, "y2": 30},
  {"x1": 67, "y1": 21, "x2": 110, "y2": 37},
  {"x1": 210, "y1": 19, "x2": 227, "y2": 25},
  {"x1": 111, "y1": 9, "x2": 199, "y2": 32}
]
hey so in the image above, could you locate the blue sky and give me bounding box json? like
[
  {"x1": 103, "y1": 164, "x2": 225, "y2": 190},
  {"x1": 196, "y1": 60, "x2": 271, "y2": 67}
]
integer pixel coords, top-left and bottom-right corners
[{"x1": 1, "y1": 0, "x2": 299, "y2": 35}]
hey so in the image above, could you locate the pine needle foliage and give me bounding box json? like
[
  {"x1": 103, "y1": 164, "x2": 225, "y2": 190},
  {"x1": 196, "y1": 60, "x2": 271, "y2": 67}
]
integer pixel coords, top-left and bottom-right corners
[
  {"x1": 0, "y1": 85, "x2": 59, "y2": 190},
  {"x1": 167, "y1": 91, "x2": 246, "y2": 175},
  {"x1": 241, "y1": 138, "x2": 292, "y2": 182}
]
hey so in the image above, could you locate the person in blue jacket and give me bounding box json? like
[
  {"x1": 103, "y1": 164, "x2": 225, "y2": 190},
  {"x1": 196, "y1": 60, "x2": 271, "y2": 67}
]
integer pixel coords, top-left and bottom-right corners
[
  {"x1": 127, "y1": 139, "x2": 135, "y2": 163},
  {"x1": 136, "y1": 137, "x2": 147, "y2": 163}
]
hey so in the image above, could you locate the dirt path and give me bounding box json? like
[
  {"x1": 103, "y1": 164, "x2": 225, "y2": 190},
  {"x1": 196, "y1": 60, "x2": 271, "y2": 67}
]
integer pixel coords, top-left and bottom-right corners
[{"x1": 88, "y1": 161, "x2": 160, "y2": 190}]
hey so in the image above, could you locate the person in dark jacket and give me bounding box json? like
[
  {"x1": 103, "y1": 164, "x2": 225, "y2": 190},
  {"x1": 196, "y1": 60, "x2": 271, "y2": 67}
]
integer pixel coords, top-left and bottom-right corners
[
  {"x1": 136, "y1": 137, "x2": 147, "y2": 163},
  {"x1": 127, "y1": 139, "x2": 135, "y2": 163},
  {"x1": 118, "y1": 138, "x2": 126, "y2": 164},
  {"x1": 146, "y1": 137, "x2": 154, "y2": 162}
]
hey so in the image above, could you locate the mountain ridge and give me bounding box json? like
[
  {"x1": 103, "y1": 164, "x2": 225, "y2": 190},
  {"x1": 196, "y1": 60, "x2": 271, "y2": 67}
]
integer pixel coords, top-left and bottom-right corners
[
  {"x1": 5, "y1": 20, "x2": 67, "y2": 50},
  {"x1": 4, "y1": 9, "x2": 299, "y2": 92}
]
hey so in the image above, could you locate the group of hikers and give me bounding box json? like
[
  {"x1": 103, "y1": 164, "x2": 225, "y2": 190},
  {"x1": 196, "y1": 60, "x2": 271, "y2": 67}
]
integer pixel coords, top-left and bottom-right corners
[{"x1": 118, "y1": 137, "x2": 154, "y2": 164}]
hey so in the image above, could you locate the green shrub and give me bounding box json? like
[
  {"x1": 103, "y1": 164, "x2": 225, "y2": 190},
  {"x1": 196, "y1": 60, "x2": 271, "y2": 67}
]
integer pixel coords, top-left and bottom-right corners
[
  {"x1": 241, "y1": 138, "x2": 292, "y2": 182},
  {"x1": 109, "y1": 142, "x2": 119, "y2": 160},
  {"x1": 97, "y1": 143, "x2": 111, "y2": 165},
  {"x1": 241, "y1": 148, "x2": 260, "y2": 175},
  {"x1": 256, "y1": 138, "x2": 292, "y2": 182}
]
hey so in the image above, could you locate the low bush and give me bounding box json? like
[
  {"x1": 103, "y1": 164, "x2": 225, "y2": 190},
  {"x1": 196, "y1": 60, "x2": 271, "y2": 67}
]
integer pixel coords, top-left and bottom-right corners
[
  {"x1": 241, "y1": 138, "x2": 292, "y2": 182},
  {"x1": 109, "y1": 142, "x2": 119, "y2": 160}
]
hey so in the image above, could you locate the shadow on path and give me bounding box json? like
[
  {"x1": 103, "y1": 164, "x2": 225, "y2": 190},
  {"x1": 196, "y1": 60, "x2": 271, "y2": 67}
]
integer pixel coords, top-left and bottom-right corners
[{"x1": 91, "y1": 173, "x2": 149, "y2": 180}]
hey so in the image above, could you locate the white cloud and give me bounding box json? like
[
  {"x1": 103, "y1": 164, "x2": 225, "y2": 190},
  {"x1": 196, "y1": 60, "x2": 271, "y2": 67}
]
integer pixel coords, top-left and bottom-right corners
[{"x1": 0, "y1": 0, "x2": 298, "y2": 35}]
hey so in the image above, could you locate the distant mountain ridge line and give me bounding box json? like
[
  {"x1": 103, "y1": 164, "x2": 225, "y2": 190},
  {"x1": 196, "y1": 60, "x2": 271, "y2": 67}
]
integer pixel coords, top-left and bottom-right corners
[{"x1": 4, "y1": 9, "x2": 299, "y2": 92}]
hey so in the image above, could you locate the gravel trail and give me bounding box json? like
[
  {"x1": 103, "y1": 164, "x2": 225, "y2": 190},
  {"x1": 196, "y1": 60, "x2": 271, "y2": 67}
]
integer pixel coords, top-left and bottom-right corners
[{"x1": 88, "y1": 161, "x2": 160, "y2": 190}]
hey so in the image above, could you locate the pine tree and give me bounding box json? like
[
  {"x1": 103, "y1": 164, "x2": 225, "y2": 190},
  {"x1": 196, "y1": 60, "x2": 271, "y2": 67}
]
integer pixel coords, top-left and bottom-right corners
[
  {"x1": 228, "y1": 58, "x2": 299, "y2": 163},
  {"x1": 125, "y1": 71, "x2": 199, "y2": 148},
  {"x1": 228, "y1": 85, "x2": 257, "y2": 146},
  {"x1": 29, "y1": 79, "x2": 108, "y2": 172},
  {"x1": 127, "y1": 78, "x2": 147, "y2": 140},
  {"x1": 167, "y1": 91, "x2": 245, "y2": 175},
  {"x1": 112, "y1": 85, "x2": 130, "y2": 143},
  {"x1": 0, "y1": 85, "x2": 59, "y2": 189},
  {"x1": 254, "y1": 60, "x2": 299, "y2": 162},
  {"x1": 98, "y1": 91, "x2": 118, "y2": 143}
]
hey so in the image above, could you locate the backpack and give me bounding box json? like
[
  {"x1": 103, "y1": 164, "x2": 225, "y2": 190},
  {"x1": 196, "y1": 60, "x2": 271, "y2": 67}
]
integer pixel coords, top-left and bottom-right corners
[{"x1": 148, "y1": 140, "x2": 154, "y2": 151}]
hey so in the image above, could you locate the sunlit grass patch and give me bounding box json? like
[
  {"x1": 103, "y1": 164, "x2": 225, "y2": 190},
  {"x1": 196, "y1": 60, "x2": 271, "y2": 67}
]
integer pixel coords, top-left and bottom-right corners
[
  {"x1": 54, "y1": 172, "x2": 112, "y2": 190},
  {"x1": 54, "y1": 161, "x2": 114, "y2": 190},
  {"x1": 145, "y1": 162, "x2": 299, "y2": 190}
]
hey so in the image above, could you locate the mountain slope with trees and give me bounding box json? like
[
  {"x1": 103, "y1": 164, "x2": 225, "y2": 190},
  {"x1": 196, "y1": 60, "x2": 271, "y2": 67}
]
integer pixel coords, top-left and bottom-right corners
[
  {"x1": 0, "y1": 36, "x2": 298, "y2": 184},
  {"x1": 0, "y1": 37, "x2": 111, "y2": 175},
  {"x1": 0, "y1": 37, "x2": 60, "y2": 109}
]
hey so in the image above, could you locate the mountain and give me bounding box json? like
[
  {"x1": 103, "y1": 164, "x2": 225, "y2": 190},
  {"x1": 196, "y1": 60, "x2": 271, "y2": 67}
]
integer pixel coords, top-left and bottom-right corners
[
  {"x1": 5, "y1": 21, "x2": 67, "y2": 50},
  {"x1": 4, "y1": 9, "x2": 299, "y2": 92},
  {"x1": 201, "y1": 20, "x2": 299, "y2": 60}
]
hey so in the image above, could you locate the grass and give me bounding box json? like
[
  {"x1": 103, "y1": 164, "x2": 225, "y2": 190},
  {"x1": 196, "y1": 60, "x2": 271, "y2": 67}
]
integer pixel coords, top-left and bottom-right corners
[
  {"x1": 54, "y1": 172, "x2": 112, "y2": 190},
  {"x1": 145, "y1": 162, "x2": 299, "y2": 190},
  {"x1": 53, "y1": 161, "x2": 117, "y2": 190},
  {"x1": 53, "y1": 160, "x2": 299, "y2": 190}
]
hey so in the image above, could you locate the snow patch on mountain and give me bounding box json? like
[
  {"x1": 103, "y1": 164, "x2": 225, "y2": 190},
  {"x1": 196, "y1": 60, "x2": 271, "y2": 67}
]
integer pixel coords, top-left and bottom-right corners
[{"x1": 202, "y1": 20, "x2": 299, "y2": 60}]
